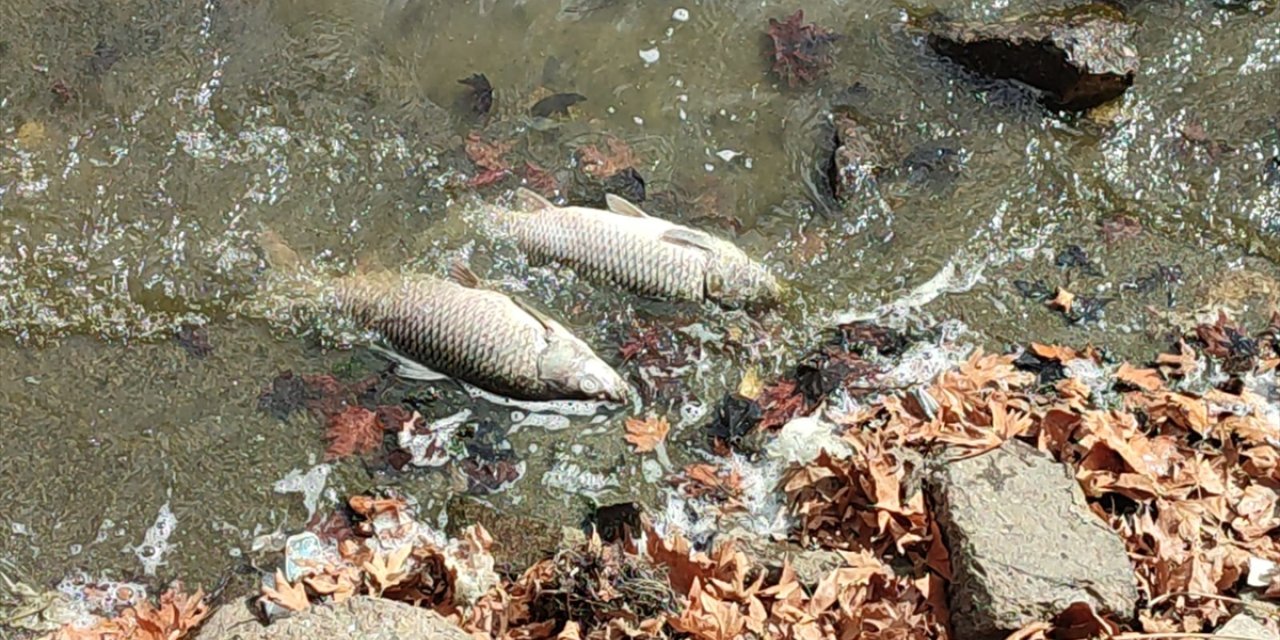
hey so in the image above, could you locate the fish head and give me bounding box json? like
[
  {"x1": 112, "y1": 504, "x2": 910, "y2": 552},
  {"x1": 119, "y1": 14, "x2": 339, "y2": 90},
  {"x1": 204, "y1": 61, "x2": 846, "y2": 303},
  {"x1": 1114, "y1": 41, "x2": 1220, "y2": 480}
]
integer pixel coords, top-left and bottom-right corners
[
  {"x1": 704, "y1": 245, "x2": 785, "y2": 308},
  {"x1": 538, "y1": 333, "x2": 632, "y2": 403}
]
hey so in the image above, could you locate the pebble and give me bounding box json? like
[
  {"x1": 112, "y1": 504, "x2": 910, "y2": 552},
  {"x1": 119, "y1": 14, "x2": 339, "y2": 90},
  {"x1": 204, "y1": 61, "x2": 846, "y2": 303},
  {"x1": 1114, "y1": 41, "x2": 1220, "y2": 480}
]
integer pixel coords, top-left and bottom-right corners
[
  {"x1": 673, "y1": 8, "x2": 690, "y2": 21},
  {"x1": 639, "y1": 48, "x2": 660, "y2": 64}
]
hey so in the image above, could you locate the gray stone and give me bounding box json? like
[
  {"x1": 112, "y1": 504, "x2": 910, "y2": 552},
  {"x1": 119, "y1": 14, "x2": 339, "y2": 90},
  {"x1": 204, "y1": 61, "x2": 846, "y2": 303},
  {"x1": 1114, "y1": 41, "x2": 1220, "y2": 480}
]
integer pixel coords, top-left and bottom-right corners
[
  {"x1": 927, "y1": 4, "x2": 1138, "y2": 111},
  {"x1": 1216, "y1": 613, "x2": 1279, "y2": 640},
  {"x1": 727, "y1": 529, "x2": 845, "y2": 588},
  {"x1": 926, "y1": 439, "x2": 1138, "y2": 640},
  {"x1": 194, "y1": 596, "x2": 469, "y2": 640}
]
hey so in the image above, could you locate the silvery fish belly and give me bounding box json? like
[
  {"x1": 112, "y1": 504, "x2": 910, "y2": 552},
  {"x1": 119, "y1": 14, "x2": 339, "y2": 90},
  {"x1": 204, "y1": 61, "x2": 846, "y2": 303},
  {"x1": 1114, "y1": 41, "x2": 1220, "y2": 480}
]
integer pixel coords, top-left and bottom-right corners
[
  {"x1": 503, "y1": 188, "x2": 783, "y2": 309},
  {"x1": 330, "y1": 268, "x2": 628, "y2": 403}
]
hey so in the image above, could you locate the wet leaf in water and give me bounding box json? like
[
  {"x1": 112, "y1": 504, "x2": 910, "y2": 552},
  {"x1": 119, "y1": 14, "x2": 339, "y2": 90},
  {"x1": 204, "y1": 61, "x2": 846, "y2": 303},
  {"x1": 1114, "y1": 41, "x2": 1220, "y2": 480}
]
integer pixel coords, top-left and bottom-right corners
[
  {"x1": 464, "y1": 133, "x2": 513, "y2": 188},
  {"x1": 1047, "y1": 287, "x2": 1075, "y2": 313},
  {"x1": 756, "y1": 379, "x2": 807, "y2": 431},
  {"x1": 736, "y1": 367, "x2": 763, "y2": 400},
  {"x1": 765, "y1": 10, "x2": 840, "y2": 87},
  {"x1": 1114, "y1": 363, "x2": 1163, "y2": 392},
  {"x1": 324, "y1": 406, "x2": 383, "y2": 461},
  {"x1": 518, "y1": 161, "x2": 559, "y2": 196},
  {"x1": 1100, "y1": 214, "x2": 1143, "y2": 243},
  {"x1": 530, "y1": 92, "x2": 586, "y2": 118},
  {"x1": 1014, "y1": 279, "x2": 1055, "y2": 301},
  {"x1": 578, "y1": 137, "x2": 637, "y2": 178},
  {"x1": 601, "y1": 167, "x2": 646, "y2": 203},
  {"x1": 624, "y1": 416, "x2": 670, "y2": 452},
  {"x1": 88, "y1": 41, "x2": 120, "y2": 75}
]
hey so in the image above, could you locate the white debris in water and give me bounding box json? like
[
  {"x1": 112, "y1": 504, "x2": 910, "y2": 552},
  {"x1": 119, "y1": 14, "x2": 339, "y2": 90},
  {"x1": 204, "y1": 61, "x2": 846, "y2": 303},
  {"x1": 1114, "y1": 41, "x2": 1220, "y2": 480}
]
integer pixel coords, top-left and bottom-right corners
[
  {"x1": 679, "y1": 401, "x2": 707, "y2": 426},
  {"x1": 399, "y1": 411, "x2": 468, "y2": 467},
  {"x1": 672, "y1": 8, "x2": 690, "y2": 21},
  {"x1": 642, "y1": 458, "x2": 664, "y2": 483},
  {"x1": 633, "y1": 116, "x2": 645, "y2": 126},
  {"x1": 1066, "y1": 359, "x2": 1109, "y2": 396},
  {"x1": 716, "y1": 149, "x2": 741, "y2": 162},
  {"x1": 655, "y1": 452, "x2": 791, "y2": 547},
  {"x1": 273, "y1": 463, "x2": 332, "y2": 519},
  {"x1": 512, "y1": 412, "x2": 572, "y2": 431},
  {"x1": 639, "y1": 48, "x2": 660, "y2": 65},
  {"x1": 132, "y1": 503, "x2": 177, "y2": 576},
  {"x1": 542, "y1": 461, "x2": 618, "y2": 500},
  {"x1": 767, "y1": 416, "x2": 852, "y2": 466},
  {"x1": 881, "y1": 338, "x2": 973, "y2": 389},
  {"x1": 704, "y1": 163, "x2": 715, "y2": 172}
]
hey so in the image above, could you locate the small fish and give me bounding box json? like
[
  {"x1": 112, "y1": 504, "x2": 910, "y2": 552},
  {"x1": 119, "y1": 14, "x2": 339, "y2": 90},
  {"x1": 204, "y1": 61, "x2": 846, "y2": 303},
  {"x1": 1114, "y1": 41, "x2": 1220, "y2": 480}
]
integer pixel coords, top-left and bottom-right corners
[
  {"x1": 530, "y1": 92, "x2": 586, "y2": 118},
  {"x1": 498, "y1": 189, "x2": 783, "y2": 309},
  {"x1": 257, "y1": 231, "x2": 629, "y2": 403}
]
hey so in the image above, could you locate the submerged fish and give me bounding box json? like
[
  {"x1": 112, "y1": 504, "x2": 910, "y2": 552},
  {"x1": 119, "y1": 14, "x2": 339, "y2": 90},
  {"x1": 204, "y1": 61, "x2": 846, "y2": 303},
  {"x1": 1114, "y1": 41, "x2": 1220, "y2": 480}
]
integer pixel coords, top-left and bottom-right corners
[
  {"x1": 257, "y1": 231, "x2": 629, "y2": 403},
  {"x1": 499, "y1": 188, "x2": 783, "y2": 308}
]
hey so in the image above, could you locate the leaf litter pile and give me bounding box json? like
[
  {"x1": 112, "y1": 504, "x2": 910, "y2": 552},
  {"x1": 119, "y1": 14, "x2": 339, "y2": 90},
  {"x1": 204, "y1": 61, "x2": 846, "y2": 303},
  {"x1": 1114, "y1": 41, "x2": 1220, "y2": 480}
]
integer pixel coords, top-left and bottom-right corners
[{"x1": 23, "y1": 312, "x2": 1280, "y2": 640}]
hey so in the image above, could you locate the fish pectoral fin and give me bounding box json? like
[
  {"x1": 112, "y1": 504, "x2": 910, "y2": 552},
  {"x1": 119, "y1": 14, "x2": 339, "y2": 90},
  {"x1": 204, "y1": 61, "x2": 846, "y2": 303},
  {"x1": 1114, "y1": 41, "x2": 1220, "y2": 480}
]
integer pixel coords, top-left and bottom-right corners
[
  {"x1": 660, "y1": 227, "x2": 717, "y2": 253},
  {"x1": 508, "y1": 296, "x2": 563, "y2": 334},
  {"x1": 448, "y1": 260, "x2": 483, "y2": 288},
  {"x1": 604, "y1": 193, "x2": 651, "y2": 218},
  {"x1": 370, "y1": 344, "x2": 451, "y2": 382},
  {"x1": 515, "y1": 187, "x2": 556, "y2": 212}
]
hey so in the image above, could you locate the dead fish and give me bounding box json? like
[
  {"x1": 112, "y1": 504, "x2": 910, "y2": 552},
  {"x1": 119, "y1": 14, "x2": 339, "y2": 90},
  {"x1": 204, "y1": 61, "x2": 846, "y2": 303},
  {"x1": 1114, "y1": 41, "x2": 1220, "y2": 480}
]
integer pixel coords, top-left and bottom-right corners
[
  {"x1": 257, "y1": 231, "x2": 629, "y2": 403},
  {"x1": 499, "y1": 188, "x2": 784, "y2": 309},
  {"x1": 333, "y1": 264, "x2": 629, "y2": 402},
  {"x1": 530, "y1": 92, "x2": 586, "y2": 118}
]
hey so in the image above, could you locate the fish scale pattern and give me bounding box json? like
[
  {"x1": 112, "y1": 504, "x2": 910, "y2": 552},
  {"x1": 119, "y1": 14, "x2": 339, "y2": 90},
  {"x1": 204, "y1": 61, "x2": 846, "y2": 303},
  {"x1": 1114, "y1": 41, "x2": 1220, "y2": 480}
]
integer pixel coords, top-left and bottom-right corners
[
  {"x1": 511, "y1": 207, "x2": 707, "y2": 302},
  {"x1": 332, "y1": 274, "x2": 550, "y2": 399}
]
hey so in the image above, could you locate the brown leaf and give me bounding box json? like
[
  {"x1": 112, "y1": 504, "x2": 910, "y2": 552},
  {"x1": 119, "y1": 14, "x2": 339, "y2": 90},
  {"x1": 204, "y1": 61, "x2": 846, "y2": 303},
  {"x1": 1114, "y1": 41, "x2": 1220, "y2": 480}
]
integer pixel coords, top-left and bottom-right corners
[
  {"x1": 261, "y1": 569, "x2": 310, "y2": 612},
  {"x1": 129, "y1": 584, "x2": 211, "y2": 640},
  {"x1": 1030, "y1": 342, "x2": 1081, "y2": 362},
  {"x1": 1115, "y1": 363, "x2": 1164, "y2": 392},
  {"x1": 578, "y1": 137, "x2": 637, "y2": 178},
  {"x1": 363, "y1": 544, "x2": 413, "y2": 596},
  {"x1": 324, "y1": 406, "x2": 383, "y2": 460},
  {"x1": 464, "y1": 132, "x2": 512, "y2": 172},
  {"x1": 624, "y1": 416, "x2": 670, "y2": 453}
]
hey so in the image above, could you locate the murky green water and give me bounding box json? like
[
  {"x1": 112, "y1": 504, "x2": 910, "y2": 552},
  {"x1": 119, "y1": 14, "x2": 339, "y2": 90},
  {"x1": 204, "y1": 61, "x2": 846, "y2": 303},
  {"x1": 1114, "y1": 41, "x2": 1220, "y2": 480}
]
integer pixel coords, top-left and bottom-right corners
[{"x1": 1, "y1": 0, "x2": 1278, "y2": 593}]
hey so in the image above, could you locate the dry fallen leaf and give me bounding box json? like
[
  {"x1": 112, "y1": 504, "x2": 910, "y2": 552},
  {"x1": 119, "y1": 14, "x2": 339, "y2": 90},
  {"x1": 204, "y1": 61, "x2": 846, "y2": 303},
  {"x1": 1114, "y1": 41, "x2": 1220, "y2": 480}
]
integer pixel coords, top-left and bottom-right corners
[
  {"x1": 1115, "y1": 363, "x2": 1164, "y2": 392},
  {"x1": 624, "y1": 416, "x2": 671, "y2": 453},
  {"x1": 363, "y1": 544, "x2": 413, "y2": 595},
  {"x1": 737, "y1": 366, "x2": 763, "y2": 400},
  {"x1": 1029, "y1": 342, "x2": 1080, "y2": 362},
  {"x1": 261, "y1": 569, "x2": 310, "y2": 613}
]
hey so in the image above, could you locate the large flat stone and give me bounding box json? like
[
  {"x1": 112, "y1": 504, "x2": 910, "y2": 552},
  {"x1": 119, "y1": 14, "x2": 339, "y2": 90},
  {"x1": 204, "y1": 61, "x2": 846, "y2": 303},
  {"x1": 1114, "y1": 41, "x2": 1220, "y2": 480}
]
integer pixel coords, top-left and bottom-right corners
[
  {"x1": 927, "y1": 439, "x2": 1138, "y2": 640},
  {"x1": 1215, "y1": 613, "x2": 1279, "y2": 640},
  {"x1": 193, "y1": 596, "x2": 469, "y2": 640},
  {"x1": 928, "y1": 4, "x2": 1138, "y2": 111}
]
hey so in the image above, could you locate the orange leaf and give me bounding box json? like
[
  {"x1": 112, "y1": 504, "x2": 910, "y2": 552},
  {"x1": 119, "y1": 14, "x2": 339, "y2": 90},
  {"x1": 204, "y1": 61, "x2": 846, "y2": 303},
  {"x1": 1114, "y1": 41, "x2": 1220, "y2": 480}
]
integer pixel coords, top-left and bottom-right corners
[
  {"x1": 1048, "y1": 287, "x2": 1074, "y2": 313},
  {"x1": 261, "y1": 569, "x2": 310, "y2": 612},
  {"x1": 624, "y1": 416, "x2": 670, "y2": 452},
  {"x1": 1115, "y1": 363, "x2": 1163, "y2": 392},
  {"x1": 1029, "y1": 342, "x2": 1080, "y2": 362}
]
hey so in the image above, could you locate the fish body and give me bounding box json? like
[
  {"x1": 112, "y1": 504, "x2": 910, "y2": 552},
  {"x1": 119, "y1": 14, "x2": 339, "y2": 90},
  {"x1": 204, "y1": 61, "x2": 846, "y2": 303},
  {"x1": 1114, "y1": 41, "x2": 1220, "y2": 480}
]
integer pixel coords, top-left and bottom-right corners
[
  {"x1": 329, "y1": 267, "x2": 628, "y2": 402},
  {"x1": 501, "y1": 189, "x2": 782, "y2": 308}
]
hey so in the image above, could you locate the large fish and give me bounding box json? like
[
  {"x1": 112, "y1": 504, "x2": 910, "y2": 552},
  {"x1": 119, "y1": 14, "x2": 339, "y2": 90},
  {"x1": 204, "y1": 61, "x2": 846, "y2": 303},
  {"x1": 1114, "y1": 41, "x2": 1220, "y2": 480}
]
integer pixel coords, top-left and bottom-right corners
[
  {"x1": 257, "y1": 231, "x2": 630, "y2": 403},
  {"x1": 499, "y1": 188, "x2": 783, "y2": 308}
]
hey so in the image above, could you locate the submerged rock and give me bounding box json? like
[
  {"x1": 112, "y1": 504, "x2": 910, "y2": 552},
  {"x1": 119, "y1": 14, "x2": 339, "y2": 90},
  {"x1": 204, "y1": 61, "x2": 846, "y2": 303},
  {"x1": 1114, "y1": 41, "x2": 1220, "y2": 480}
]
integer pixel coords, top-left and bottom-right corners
[
  {"x1": 1214, "y1": 613, "x2": 1279, "y2": 640},
  {"x1": 829, "y1": 112, "x2": 892, "y2": 199},
  {"x1": 927, "y1": 440, "x2": 1138, "y2": 640},
  {"x1": 927, "y1": 5, "x2": 1138, "y2": 111}
]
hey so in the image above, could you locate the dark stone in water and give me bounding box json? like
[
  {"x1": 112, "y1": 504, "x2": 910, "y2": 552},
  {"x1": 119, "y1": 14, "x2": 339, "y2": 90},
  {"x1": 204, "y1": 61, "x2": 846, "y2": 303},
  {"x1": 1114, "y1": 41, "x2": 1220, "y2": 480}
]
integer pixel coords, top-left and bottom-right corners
[
  {"x1": 456, "y1": 73, "x2": 493, "y2": 118},
  {"x1": 928, "y1": 5, "x2": 1138, "y2": 111},
  {"x1": 1013, "y1": 279, "x2": 1055, "y2": 301},
  {"x1": 601, "y1": 167, "x2": 646, "y2": 203},
  {"x1": 89, "y1": 41, "x2": 120, "y2": 75},
  {"x1": 1265, "y1": 157, "x2": 1280, "y2": 186},
  {"x1": 589, "y1": 502, "x2": 643, "y2": 543},
  {"x1": 1054, "y1": 244, "x2": 1100, "y2": 275},
  {"x1": 1013, "y1": 350, "x2": 1067, "y2": 385},
  {"x1": 828, "y1": 112, "x2": 890, "y2": 200},
  {"x1": 530, "y1": 92, "x2": 587, "y2": 118},
  {"x1": 175, "y1": 323, "x2": 213, "y2": 358},
  {"x1": 898, "y1": 142, "x2": 962, "y2": 185},
  {"x1": 706, "y1": 393, "x2": 762, "y2": 453}
]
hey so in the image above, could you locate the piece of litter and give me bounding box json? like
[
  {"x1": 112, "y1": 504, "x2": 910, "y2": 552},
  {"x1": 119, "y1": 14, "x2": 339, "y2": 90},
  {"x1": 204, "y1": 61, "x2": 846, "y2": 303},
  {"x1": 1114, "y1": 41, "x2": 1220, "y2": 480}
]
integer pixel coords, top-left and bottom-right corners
[
  {"x1": 716, "y1": 149, "x2": 741, "y2": 162},
  {"x1": 704, "y1": 163, "x2": 715, "y2": 172},
  {"x1": 133, "y1": 502, "x2": 177, "y2": 576},
  {"x1": 633, "y1": 116, "x2": 645, "y2": 125},
  {"x1": 673, "y1": 8, "x2": 690, "y2": 22},
  {"x1": 639, "y1": 48, "x2": 660, "y2": 64},
  {"x1": 273, "y1": 463, "x2": 332, "y2": 519}
]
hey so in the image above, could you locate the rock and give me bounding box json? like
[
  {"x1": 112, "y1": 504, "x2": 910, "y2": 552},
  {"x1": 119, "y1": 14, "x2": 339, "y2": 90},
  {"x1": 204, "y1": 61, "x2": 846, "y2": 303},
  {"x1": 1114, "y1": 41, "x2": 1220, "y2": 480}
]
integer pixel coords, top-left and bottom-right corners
[
  {"x1": 589, "y1": 502, "x2": 643, "y2": 543},
  {"x1": 731, "y1": 533, "x2": 846, "y2": 587},
  {"x1": 829, "y1": 112, "x2": 891, "y2": 199},
  {"x1": 445, "y1": 497, "x2": 561, "y2": 571},
  {"x1": 194, "y1": 596, "x2": 469, "y2": 640},
  {"x1": 926, "y1": 439, "x2": 1138, "y2": 640},
  {"x1": 927, "y1": 5, "x2": 1138, "y2": 111},
  {"x1": 1215, "y1": 613, "x2": 1279, "y2": 640}
]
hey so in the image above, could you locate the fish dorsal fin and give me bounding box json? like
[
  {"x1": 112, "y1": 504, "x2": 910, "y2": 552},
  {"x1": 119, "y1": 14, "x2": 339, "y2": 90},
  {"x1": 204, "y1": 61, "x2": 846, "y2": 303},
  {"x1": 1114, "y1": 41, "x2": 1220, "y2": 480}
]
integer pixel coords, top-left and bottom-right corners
[
  {"x1": 604, "y1": 194, "x2": 651, "y2": 218},
  {"x1": 509, "y1": 296, "x2": 561, "y2": 334},
  {"x1": 516, "y1": 187, "x2": 555, "y2": 212},
  {"x1": 660, "y1": 227, "x2": 717, "y2": 253},
  {"x1": 448, "y1": 260, "x2": 482, "y2": 288}
]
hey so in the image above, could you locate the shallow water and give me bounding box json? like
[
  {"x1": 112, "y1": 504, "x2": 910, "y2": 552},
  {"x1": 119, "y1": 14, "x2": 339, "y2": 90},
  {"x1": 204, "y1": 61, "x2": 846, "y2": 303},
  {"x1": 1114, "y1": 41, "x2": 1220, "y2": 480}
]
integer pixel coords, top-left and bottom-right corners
[{"x1": 1, "y1": 0, "x2": 1278, "y2": 592}]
